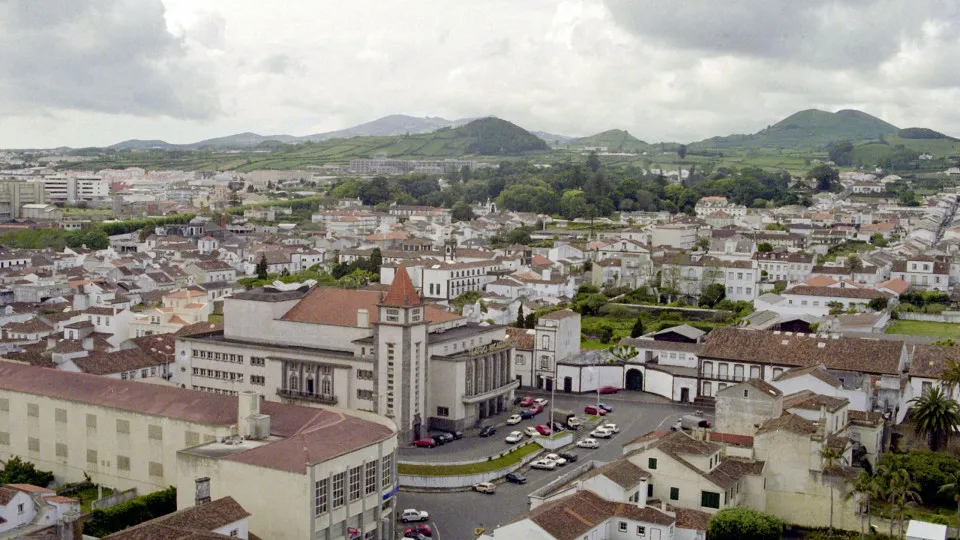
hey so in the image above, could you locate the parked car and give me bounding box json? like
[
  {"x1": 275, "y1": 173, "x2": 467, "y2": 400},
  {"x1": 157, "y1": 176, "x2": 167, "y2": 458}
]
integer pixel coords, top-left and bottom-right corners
[
  {"x1": 431, "y1": 432, "x2": 454, "y2": 444},
  {"x1": 531, "y1": 459, "x2": 557, "y2": 470},
  {"x1": 524, "y1": 426, "x2": 540, "y2": 438},
  {"x1": 598, "y1": 402, "x2": 614, "y2": 412},
  {"x1": 602, "y1": 423, "x2": 620, "y2": 434},
  {"x1": 598, "y1": 386, "x2": 619, "y2": 394},
  {"x1": 591, "y1": 427, "x2": 613, "y2": 439},
  {"x1": 412, "y1": 438, "x2": 437, "y2": 448},
  {"x1": 519, "y1": 396, "x2": 535, "y2": 407},
  {"x1": 576, "y1": 438, "x2": 600, "y2": 449},
  {"x1": 551, "y1": 422, "x2": 566, "y2": 433},
  {"x1": 505, "y1": 431, "x2": 524, "y2": 443},
  {"x1": 529, "y1": 404, "x2": 544, "y2": 415},
  {"x1": 535, "y1": 424, "x2": 552, "y2": 436},
  {"x1": 404, "y1": 532, "x2": 428, "y2": 540},
  {"x1": 520, "y1": 409, "x2": 536, "y2": 420},
  {"x1": 478, "y1": 425, "x2": 497, "y2": 437},
  {"x1": 506, "y1": 472, "x2": 527, "y2": 484},
  {"x1": 545, "y1": 453, "x2": 567, "y2": 466},
  {"x1": 513, "y1": 395, "x2": 524, "y2": 405},
  {"x1": 584, "y1": 405, "x2": 607, "y2": 416},
  {"x1": 445, "y1": 430, "x2": 463, "y2": 440},
  {"x1": 506, "y1": 414, "x2": 523, "y2": 425},
  {"x1": 558, "y1": 451, "x2": 579, "y2": 463},
  {"x1": 473, "y1": 482, "x2": 496, "y2": 494},
  {"x1": 533, "y1": 398, "x2": 549, "y2": 406},
  {"x1": 404, "y1": 524, "x2": 433, "y2": 538},
  {"x1": 400, "y1": 509, "x2": 430, "y2": 523}
]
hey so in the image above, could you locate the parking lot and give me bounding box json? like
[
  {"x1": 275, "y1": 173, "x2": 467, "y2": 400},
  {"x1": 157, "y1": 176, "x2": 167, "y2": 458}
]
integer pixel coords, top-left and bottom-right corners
[{"x1": 397, "y1": 390, "x2": 710, "y2": 539}]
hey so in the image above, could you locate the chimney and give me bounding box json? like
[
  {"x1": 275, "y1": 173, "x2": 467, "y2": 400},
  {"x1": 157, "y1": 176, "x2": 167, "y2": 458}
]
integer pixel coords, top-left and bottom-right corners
[
  {"x1": 357, "y1": 309, "x2": 370, "y2": 329},
  {"x1": 637, "y1": 479, "x2": 648, "y2": 509},
  {"x1": 238, "y1": 391, "x2": 260, "y2": 438},
  {"x1": 195, "y1": 477, "x2": 211, "y2": 506}
]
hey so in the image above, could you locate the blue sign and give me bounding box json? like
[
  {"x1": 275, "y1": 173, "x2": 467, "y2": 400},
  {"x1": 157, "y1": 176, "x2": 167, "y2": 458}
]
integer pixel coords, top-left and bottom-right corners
[{"x1": 383, "y1": 485, "x2": 399, "y2": 501}]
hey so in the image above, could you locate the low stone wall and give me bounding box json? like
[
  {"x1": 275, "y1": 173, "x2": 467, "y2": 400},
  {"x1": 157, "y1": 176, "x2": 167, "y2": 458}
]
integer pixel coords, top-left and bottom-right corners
[
  {"x1": 398, "y1": 445, "x2": 545, "y2": 489},
  {"x1": 897, "y1": 311, "x2": 960, "y2": 323},
  {"x1": 533, "y1": 432, "x2": 574, "y2": 451},
  {"x1": 90, "y1": 487, "x2": 138, "y2": 510}
]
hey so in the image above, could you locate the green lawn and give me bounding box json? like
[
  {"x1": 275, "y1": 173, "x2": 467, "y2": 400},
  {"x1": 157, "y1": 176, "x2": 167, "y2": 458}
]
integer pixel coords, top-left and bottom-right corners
[
  {"x1": 71, "y1": 485, "x2": 114, "y2": 513},
  {"x1": 397, "y1": 443, "x2": 541, "y2": 476},
  {"x1": 886, "y1": 320, "x2": 960, "y2": 339}
]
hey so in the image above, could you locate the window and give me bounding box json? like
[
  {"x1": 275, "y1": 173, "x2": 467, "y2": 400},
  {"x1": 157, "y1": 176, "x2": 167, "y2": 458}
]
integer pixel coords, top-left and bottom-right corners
[
  {"x1": 149, "y1": 462, "x2": 164, "y2": 477},
  {"x1": 385, "y1": 308, "x2": 399, "y2": 323},
  {"x1": 772, "y1": 368, "x2": 784, "y2": 379},
  {"x1": 251, "y1": 356, "x2": 265, "y2": 367},
  {"x1": 619, "y1": 522, "x2": 628, "y2": 532},
  {"x1": 648, "y1": 458, "x2": 657, "y2": 470},
  {"x1": 701, "y1": 490, "x2": 721, "y2": 509},
  {"x1": 670, "y1": 487, "x2": 679, "y2": 500},
  {"x1": 87, "y1": 449, "x2": 97, "y2": 464},
  {"x1": 749, "y1": 366, "x2": 760, "y2": 379},
  {"x1": 56, "y1": 443, "x2": 68, "y2": 458},
  {"x1": 251, "y1": 375, "x2": 265, "y2": 385},
  {"x1": 365, "y1": 461, "x2": 377, "y2": 495},
  {"x1": 0, "y1": 432, "x2": 9, "y2": 445},
  {"x1": 357, "y1": 369, "x2": 374, "y2": 380},
  {"x1": 117, "y1": 419, "x2": 130, "y2": 434},
  {"x1": 28, "y1": 437, "x2": 39, "y2": 452},
  {"x1": 117, "y1": 455, "x2": 130, "y2": 471},
  {"x1": 18, "y1": 503, "x2": 24, "y2": 514},
  {"x1": 637, "y1": 525, "x2": 646, "y2": 536},
  {"x1": 349, "y1": 466, "x2": 362, "y2": 501},
  {"x1": 648, "y1": 483, "x2": 653, "y2": 497},
  {"x1": 702, "y1": 362, "x2": 713, "y2": 377},
  {"x1": 382, "y1": 453, "x2": 393, "y2": 486},
  {"x1": 185, "y1": 431, "x2": 200, "y2": 447},
  {"x1": 516, "y1": 355, "x2": 525, "y2": 366},
  {"x1": 314, "y1": 478, "x2": 328, "y2": 514},
  {"x1": 539, "y1": 356, "x2": 551, "y2": 370},
  {"x1": 332, "y1": 472, "x2": 345, "y2": 508},
  {"x1": 0, "y1": 398, "x2": 7, "y2": 412},
  {"x1": 541, "y1": 335, "x2": 550, "y2": 350},
  {"x1": 27, "y1": 403, "x2": 38, "y2": 418},
  {"x1": 148, "y1": 425, "x2": 163, "y2": 441},
  {"x1": 230, "y1": 530, "x2": 238, "y2": 537},
  {"x1": 922, "y1": 381, "x2": 933, "y2": 395}
]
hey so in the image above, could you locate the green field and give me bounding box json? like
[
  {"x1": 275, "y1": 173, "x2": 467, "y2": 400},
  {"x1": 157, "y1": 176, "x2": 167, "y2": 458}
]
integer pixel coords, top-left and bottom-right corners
[
  {"x1": 886, "y1": 320, "x2": 960, "y2": 338},
  {"x1": 397, "y1": 443, "x2": 541, "y2": 476}
]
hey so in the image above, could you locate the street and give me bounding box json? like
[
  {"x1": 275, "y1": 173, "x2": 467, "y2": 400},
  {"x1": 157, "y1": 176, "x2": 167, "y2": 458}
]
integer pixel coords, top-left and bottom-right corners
[{"x1": 396, "y1": 390, "x2": 709, "y2": 539}]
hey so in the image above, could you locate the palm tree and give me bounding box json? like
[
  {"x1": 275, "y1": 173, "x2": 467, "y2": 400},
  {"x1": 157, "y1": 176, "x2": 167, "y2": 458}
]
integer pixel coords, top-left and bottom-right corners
[
  {"x1": 938, "y1": 469, "x2": 960, "y2": 540},
  {"x1": 846, "y1": 471, "x2": 881, "y2": 540},
  {"x1": 941, "y1": 358, "x2": 960, "y2": 398},
  {"x1": 889, "y1": 469, "x2": 922, "y2": 537},
  {"x1": 909, "y1": 385, "x2": 960, "y2": 451},
  {"x1": 607, "y1": 345, "x2": 638, "y2": 363},
  {"x1": 819, "y1": 446, "x2": 843, "y2": 530}
]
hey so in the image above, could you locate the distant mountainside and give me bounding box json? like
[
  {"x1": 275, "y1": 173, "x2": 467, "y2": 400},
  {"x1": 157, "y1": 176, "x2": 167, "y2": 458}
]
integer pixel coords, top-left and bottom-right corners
[
  {"x1": 692, "y1": 109, "x2": 901, "y2": 150},
  {"x1": 452, "y1": 117, "x2": 550, "y2": 155},
  {"x1": 300, "y1": 114, "x2": 474, "y2": 142},
  {"x1": 573, "y1": 129, "x2": 649, "y2": 152},
  {"x1": 532, "y1": 131, "x2": 576, "y2": 145},
  {"x1": 897, "y1": 127, "x2": 960, "y2": 142}
]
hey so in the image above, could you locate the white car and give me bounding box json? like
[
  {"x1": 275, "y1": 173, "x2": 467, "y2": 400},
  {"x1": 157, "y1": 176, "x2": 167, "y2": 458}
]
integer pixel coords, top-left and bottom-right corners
[
  {"x1": 505, "y1": 431, "x2": 524, "y2": 444},
  {"x1": 545, "y1": 453, "x2": 567, "y2": 466},
  {"x1": 533, "y1": 398, "x2": 549, "y2": 406},
  {"x1": 473, "y1": 482, "x2": 496, "y2": 494},
  {"x1": 602, "y1": 423, "x2": 620, "y2": 434},
  {"x1": 591, "y1": 427, "x2": 613, "y2": 439},
  {"x1": 400, "y1": 509, "x2": 430, "y2": 523},
  {"x1": 530, "y1": 459, "x2": 557, "y2": 470},
  {"x1": 506, "y1": 414, "x2": 523, "y2": 425},
  {"x1": 524, "y1": 426, "x2": 540, "y2": 438},
  {"x1": 576, "y1": 438, "x2": 600, "y2": 449}
]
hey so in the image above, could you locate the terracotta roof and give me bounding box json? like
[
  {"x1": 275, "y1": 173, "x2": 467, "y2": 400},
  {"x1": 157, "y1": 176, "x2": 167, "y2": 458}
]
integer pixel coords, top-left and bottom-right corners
[
  {"x1": 647, "y1": 430, "x2": 719, "y2": 457},
  {"x1": 522, "y1": 490, "x2": 673, "y2": 540},
  {"x1": 708, "y1": 432, "x2": 754, "y2": 447},
  {"x1": 381, "y1": 266, "x2": 421, "y2": 307},
  {"x1": 849, "y1": 410, "x2": 884, "y2": 426},
  {"x1": 755, "y1": 413, "x2": 816, "y2": 436},
  {"x1": 704, "y1": 457, "x2": 765, "y2": 488},
  {"x1": 718, "y1": 378, "x2": 782, "y2": 398},
  {"x1": 699, "y1": 327, "x2": 904, "y2": 375},
  {"x1": 3, "y1": 318, "x2": 54, "y2": 334},
  {"x1": 5, "y1": 484, "x2": 54, "y2": 493},
  {"x1": 84, "y1": 307, "x2": 119, "y2": 316},
  {"x1": 587, "y1": 459, "x2": 649, "y2": 489},
  {"x1": 877, "y1": 279, "x2": 910, "y2": 294},
  {"x1": 674, "y1": 507, "x2": 711, "y2": 531},
  {"x1": 46, "y1": 495, "x2": 78, "y2": 504},
  {"x1": 892, "y1": 258, "x2": 949, "y2": 274},
  {"x1": 774, "y1": 364, "x2": 841, "y2": 388},
  {"x1": 539, "y1": 309, "x2": 578, "y2": 320},
  {"x1": 506, "y1": 327, "x2": 535, "y2": 351},
  {"x1": 103, "y1": 497, "x2": 249, "y2": 539},
  {"x1": 175, "y1": 322, "x2": 224, "y2": 338},
  {"x1": 804, "y1": 275, "x2": 839, "y2": 287},
  {"x1": 910, "y1": 344, "x2": 960, "y2": 378},
  {"x1": 0, "y1": 486, "x2": 19, "y2": 505},
  {"x1": 783, "y1": 390, "x2": 848, "y2": 413}
]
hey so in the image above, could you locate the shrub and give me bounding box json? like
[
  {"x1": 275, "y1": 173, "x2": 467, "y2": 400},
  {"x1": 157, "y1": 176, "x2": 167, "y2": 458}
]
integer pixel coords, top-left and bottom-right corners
[
  {"x1": 706, "y1": 507, "x2": 782, "y2": 540},
  {"x1": 82, "y1": 486, "x2": 177, "y2": 537}
]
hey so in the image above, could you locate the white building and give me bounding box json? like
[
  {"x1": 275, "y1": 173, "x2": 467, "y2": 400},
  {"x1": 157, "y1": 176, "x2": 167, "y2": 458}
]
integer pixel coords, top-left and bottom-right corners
[{"x1": 41, "y1": 175, "x2": 109, "y2": 204}]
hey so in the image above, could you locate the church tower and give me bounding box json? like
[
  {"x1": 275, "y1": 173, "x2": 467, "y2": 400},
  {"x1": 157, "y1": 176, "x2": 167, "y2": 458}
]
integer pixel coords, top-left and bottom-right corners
[
  {"x1": 374, "y1": 266, "x2": 429, "y2": 442},
  {"x1": 443, "y1": 235, "x2": 457, "y2": 262}
]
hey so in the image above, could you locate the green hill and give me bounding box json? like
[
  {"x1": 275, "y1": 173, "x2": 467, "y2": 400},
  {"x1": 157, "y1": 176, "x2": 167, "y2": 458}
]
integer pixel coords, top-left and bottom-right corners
[
  {"x1": 574, "y1": 129, "x2": 649, "y2": 152},
  {"x1": 454, "y1": 117, "x2": 550, "y2": 154},
  {"x1": 693, "y1": 109, "x2": 900, "y2": 150}
]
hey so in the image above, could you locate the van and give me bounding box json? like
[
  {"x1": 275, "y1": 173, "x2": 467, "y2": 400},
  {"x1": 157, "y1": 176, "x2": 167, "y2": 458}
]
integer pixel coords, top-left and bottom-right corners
[{"x1": 673, "y1": 414, "x2": 711, "y2": 431}]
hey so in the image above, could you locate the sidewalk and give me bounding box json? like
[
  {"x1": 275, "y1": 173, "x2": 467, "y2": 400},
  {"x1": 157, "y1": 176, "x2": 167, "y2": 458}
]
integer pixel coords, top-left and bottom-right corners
[{"x1": 518, "y1": 388, "x2": 707, "y2": 409}]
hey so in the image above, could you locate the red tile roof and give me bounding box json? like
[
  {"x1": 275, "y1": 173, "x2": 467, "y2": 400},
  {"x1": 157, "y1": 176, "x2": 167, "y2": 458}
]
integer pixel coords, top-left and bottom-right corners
[{"x1": 381, "y1": 266, "x2": 421, "y2": 307}]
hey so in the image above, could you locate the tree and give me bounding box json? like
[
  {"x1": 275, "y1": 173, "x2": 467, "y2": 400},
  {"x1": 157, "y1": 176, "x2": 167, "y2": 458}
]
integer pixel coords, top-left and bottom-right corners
[
  {"x1": 280, "y1": 268, "x2": 290, "y2": 277},
  {"x1": 451, "y1": 202, "x2": 475, "y2": 222},
  {"x1": 598, "y1": 324, "x2": 614, "y2": 344},
  {"x1": 889, "y1": 468, "x2": 922, "y2": 537},
  {"x1": 369, "y1": 248, "x2": 383, "y2": 272},
  {"x1": 847, "y1": 254, "x2": 863, "y2": 272},
  {"x1": 630, "y1": 318, "x2": 644, "y2": 338},
  {"x1": 677, "y1": 144, "x2": 687, "y2": 160},
  {"x1": 699, "y1": 283, "x2": 726, "y2": 308},
  {"x1": 524, "y1": 312, "x2": 536, "y2": 329},
  {"x1": 938, "y1": 469, "x2": 960, "y2": 540},
  {"x1": 941, "y1": 359, "x2": 960, "y2": 399},
  {"x1": 608, "y1": 345, "x2": 638, "y2": 362},
  {"x1": 0, "y1": 456, "x2": 54, "y2": 487},
  {"x1": 706, "y1": 507, "x2": 783, "y2": 540},
  {"x1": 819, "y1": 446, "x2": 843, "y2": 529},
  {"x1": 870, "y1": 233, "x2": 888, "y2": 247},
  {"x1": 899, "y1": 189, "x2": 920, "y2": 207},
  {"x1": 585, "y1": 151, "x2": 601, "y2": 172},
  {"x1": 909, "y1": 385, "x2": 960, "y2": 451},
  {"x1": 846, "y1": 471, "x2": 881, "y2": 539},
  {"x1": 757, "y1": 242, "x2": 774, "y2": 253},
  {"x1": 560, "y1": 190, "x2": 588, "y2": 220},
  {"x1": 696, "y1": 237, "x2": 710, "y2": 252},
  {"x1": 868, "y1": 297, "x2": 889, "y2": 312},
  {"x1": 255, "y1": 254, "x2": 269, "y2": 280},
  {"x1": 516, "y1": 304, "x2": 525, "y2": 328},
  {"x1": 827, "y1": 301, "x2": 844, "y2": 316},
  {"x1": 809, "y1": 163, "x2": 840, "y2": 192}
]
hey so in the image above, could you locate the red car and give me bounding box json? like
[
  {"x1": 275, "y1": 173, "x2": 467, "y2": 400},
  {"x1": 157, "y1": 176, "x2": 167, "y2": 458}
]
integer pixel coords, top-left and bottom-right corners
[
  {"x1": 584, "y1": 405, "x2": 607, "y2": 416},
  {"x1": 529, "y1": 404, "x2": 544, "y2": 415},
  {"x1": 535, "y1": 424, "x2": 552, "y2": 436},
  {"x1": 598, "y1": 386, "x2": 620, "y2": 395},
  {"x1": 405, "y1": 524, "x2": 433, "y2": 537},
  {"x1": 519, "y1": 396, "x2": 535, "y2": 407},
  {"x1": 412, "y1": 438, "x2": 437, "y2": 448}
]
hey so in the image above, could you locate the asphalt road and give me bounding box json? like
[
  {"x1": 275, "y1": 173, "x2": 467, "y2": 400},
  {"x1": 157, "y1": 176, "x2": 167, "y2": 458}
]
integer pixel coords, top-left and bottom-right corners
[{"x1": 396, "y1": 391, "x2": 710, "y2": 539}]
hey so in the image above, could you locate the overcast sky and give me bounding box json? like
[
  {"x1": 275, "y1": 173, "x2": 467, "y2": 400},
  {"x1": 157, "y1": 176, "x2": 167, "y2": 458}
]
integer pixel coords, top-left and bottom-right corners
[{"x1": 3, "y1": 0, "x2": 960, "y2": 148}]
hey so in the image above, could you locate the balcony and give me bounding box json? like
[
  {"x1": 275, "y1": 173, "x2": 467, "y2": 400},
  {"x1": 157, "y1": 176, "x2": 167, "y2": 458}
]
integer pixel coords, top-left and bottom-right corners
[
  {"x1": 276, "y1": 388, "x2": 338, "y2": 405},
  {"x1": 463, "y1": 379, "x2": 520, "y2": 404},
  {"x1": 701, "y1": 373, "x2": 749, "y2": 383}
]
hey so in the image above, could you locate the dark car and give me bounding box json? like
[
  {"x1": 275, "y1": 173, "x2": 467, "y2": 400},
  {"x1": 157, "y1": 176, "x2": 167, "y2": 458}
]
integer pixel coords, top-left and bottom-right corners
[
  {"x1": 431, "y1": 432, "x2": 454, "y2": 444},
  {"x1": 446, "y1": 430, "x2": 463, "y2": 440},
  {"x1": 598, "y1": 402, "x2": 614, "y2": 412},
  {"x1": 551, "y1": 422, "x2": 566, "y2": 432},
  {"x1": 506, "y1": 472, "x2": 528, "y2": 484},
  {"x1": 404, "y1": 524, "x2": 433, "y2": 537},
  {"x1": 412, "y1": 438, "x2": 437, "y2": 448},
  {"x1": 404, "y1": 533, "x2": 428, "y2": 540},
  {"x1": 478, "y1": 425, "x2": 497, "y2": 437},
  {"x1": 520, "y1": 409, "x2": 536, "y2": 420},
  {"x1": 513, "y1": 395, "x2": 524, "y2": 405},
  {"x1": 558, "y1": 451, "x2": 579, "y2": 463}
]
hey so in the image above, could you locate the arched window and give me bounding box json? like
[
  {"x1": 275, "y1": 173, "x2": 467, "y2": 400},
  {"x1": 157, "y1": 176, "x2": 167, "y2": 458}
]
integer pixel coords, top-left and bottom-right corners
[
  {"x1": 321, "y1": 377, "x2": 332, "y2": 396},
  {"x1": 289, "y1": 374, "x2": 299, "y2": 391}
]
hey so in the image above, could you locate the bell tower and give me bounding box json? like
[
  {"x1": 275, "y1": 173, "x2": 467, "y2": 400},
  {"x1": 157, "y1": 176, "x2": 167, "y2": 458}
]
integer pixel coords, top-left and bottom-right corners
[
  {"x1": 443, "y1": 235, "x2": 457, "y2": 262},
  {"x1": 374, "y1": 266, "x2": 428, "y2": 442}
]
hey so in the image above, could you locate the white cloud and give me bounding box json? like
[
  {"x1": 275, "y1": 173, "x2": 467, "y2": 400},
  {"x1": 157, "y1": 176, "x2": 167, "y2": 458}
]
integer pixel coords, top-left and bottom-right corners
[{"x1": 3, "y1": 0, "x2": 960, "y2": 148}]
